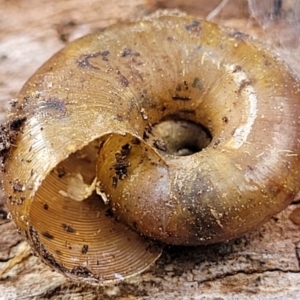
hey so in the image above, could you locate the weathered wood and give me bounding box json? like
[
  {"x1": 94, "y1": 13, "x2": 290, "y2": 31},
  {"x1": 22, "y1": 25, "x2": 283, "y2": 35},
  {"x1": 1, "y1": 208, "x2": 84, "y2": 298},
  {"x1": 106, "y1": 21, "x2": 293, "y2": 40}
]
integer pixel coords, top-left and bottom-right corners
[{"x1": 1, "y1": 1, "x2": 300, "y2": 299}]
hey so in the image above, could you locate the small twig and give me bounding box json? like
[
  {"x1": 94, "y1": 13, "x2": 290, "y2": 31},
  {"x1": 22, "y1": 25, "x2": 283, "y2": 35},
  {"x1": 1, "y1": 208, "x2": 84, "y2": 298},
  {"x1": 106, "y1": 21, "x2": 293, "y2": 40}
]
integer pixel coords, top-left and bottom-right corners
[
  {"x1": 206, "y1": 0, "x2": 230, "y2": 21},
  {"x1": 0, "y1": 241, "x2": 32, "y2": 279}
]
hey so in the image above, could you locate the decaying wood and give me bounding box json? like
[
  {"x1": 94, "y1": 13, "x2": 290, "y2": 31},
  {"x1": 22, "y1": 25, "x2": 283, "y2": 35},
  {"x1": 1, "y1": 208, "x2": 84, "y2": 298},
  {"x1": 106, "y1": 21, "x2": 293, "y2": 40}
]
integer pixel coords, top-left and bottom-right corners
[{"x1": 1, "y1": 0, "x2": 300, "y2": 299}]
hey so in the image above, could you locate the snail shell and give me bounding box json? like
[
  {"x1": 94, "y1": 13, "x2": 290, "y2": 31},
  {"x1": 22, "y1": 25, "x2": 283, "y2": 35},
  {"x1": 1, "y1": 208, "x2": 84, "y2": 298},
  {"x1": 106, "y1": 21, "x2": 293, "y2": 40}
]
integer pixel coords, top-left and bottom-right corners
[{"x1": 2, "y1": 15, "x2": 300, "y2": 283}]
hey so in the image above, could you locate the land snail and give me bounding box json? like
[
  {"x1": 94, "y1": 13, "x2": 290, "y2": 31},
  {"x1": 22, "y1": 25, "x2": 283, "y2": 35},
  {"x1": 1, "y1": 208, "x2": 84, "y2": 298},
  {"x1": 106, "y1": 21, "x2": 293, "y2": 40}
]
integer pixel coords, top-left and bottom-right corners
[{"x1": 1, "y1": 14, "x2": 300, "y2": 284}]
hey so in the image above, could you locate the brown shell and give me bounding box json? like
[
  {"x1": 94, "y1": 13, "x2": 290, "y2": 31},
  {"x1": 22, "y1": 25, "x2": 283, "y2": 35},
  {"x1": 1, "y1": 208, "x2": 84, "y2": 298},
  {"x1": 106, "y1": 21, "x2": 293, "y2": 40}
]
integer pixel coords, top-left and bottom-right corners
[{"x1": 2, "y1": 15, "x2": 300, "y2": 283}]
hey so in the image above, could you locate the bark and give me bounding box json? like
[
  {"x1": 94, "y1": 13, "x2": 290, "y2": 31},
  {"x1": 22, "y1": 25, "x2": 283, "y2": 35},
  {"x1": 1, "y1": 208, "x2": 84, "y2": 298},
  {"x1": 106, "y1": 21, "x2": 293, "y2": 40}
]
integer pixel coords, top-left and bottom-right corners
[{"x1": 1, "y1": 0, "x2": 300, "y2": 299}]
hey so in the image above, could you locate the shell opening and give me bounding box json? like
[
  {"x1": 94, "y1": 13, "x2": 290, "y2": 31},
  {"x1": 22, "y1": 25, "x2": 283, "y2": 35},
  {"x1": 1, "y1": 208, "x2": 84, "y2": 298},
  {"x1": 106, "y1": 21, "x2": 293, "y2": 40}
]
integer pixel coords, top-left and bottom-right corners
[{"x1": 27, "y1": 140, "x2": 162, "y2": 283}]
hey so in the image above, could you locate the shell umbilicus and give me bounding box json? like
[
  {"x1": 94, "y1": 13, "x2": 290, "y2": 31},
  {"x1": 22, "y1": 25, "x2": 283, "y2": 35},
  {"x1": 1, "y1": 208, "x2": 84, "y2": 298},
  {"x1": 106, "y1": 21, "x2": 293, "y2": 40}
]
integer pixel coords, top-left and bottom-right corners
[{"x1": 1, "y1": 15, "x2": 300, "y2": 284}]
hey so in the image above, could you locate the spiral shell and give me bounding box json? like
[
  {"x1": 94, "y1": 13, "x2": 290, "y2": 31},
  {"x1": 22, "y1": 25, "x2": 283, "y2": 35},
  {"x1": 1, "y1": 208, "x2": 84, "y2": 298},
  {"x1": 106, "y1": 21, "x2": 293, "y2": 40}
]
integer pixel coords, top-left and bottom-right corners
[{"x1": 2, "y1": 15, "x2": 300, "y2": 283}]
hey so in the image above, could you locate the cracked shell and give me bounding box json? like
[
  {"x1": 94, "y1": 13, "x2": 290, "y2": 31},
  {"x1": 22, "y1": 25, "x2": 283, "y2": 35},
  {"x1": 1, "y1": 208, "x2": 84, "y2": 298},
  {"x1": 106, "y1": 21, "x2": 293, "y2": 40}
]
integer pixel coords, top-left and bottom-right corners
[{"x1": 2, "y1": 15, "x2": 300, "y2": 283}]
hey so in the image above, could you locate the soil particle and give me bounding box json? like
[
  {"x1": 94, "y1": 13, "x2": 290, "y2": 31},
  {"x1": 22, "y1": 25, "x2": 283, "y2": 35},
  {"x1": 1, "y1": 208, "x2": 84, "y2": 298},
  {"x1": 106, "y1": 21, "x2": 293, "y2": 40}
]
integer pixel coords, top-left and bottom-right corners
[{"x1": 0, "y1": 116, "x2": 27, "y2": 170}]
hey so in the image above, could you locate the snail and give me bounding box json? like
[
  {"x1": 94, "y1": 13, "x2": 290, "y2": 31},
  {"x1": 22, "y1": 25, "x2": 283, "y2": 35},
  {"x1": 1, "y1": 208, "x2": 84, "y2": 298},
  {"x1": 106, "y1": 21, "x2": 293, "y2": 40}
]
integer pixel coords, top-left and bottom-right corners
[{"x1": 1, "y1": 15, "x2": 300, "y2": 284}]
